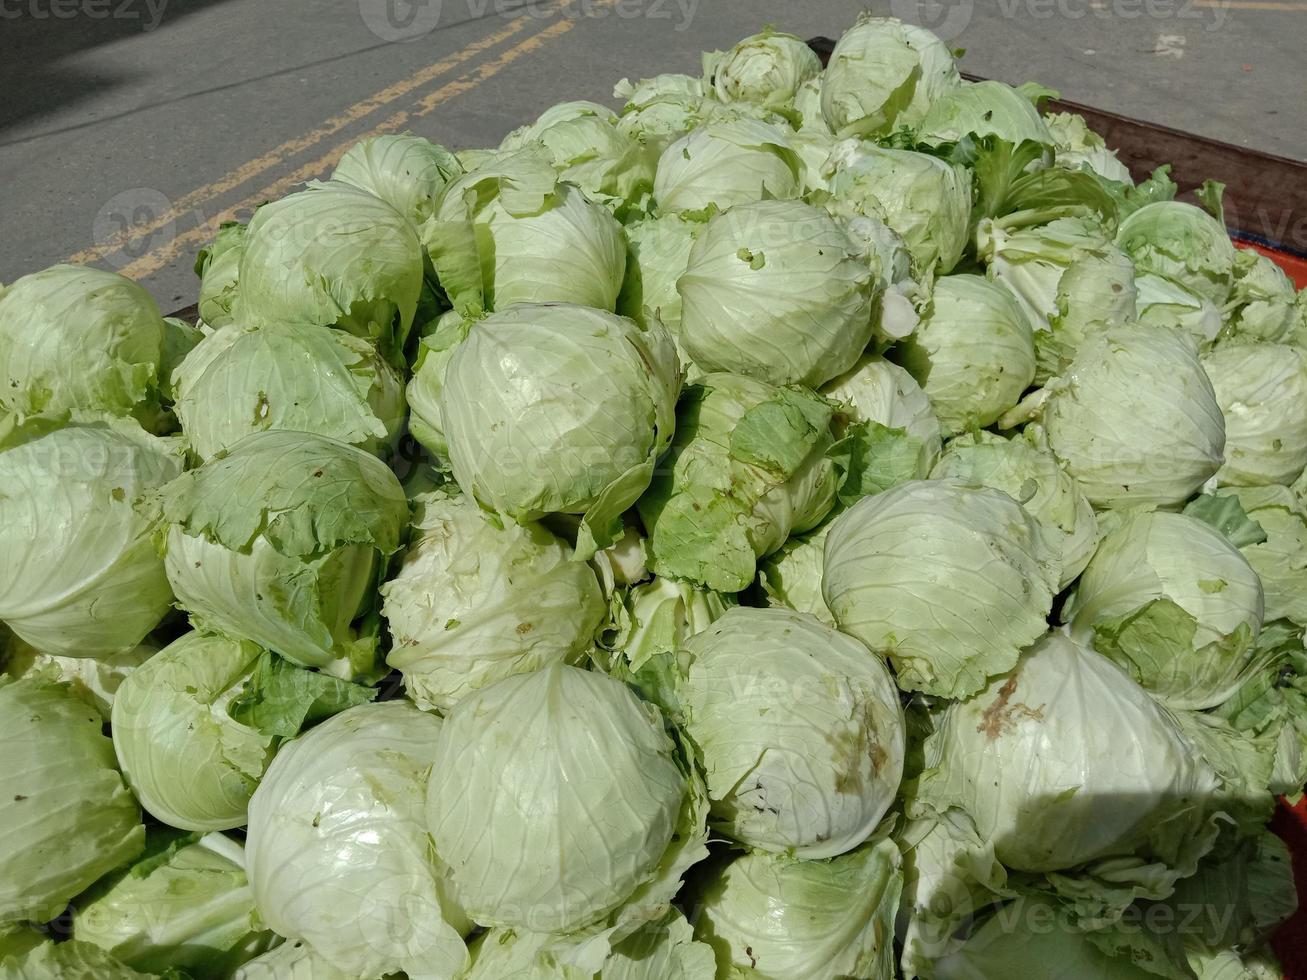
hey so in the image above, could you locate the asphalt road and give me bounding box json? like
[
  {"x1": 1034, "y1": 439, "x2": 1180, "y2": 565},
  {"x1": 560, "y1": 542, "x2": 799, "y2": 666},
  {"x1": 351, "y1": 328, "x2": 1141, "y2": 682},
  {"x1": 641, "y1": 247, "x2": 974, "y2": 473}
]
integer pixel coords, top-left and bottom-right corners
[{"x1": 1, "y1": 0, "x2": 1303, "y2": 309}]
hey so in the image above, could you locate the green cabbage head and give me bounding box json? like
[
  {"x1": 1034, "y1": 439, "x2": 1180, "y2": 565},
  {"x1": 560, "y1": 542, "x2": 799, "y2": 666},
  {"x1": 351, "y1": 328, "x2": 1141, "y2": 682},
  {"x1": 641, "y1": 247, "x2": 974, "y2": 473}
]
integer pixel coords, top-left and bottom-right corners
[
  {"x1": 380, "y1": 489, "x2": 605, "y2": 711},
  {"x1": 916, "y1": 633, "x2": 1219, "y2": 876},
  {"x1": 236, "y1": 181, "x2": 424, "y2": 362},
  {"x1": 692, "y1": 833, "x2": 903, "y2": 980},
  {"x1": 823, "y1": 479, "x2": 1060, "y2": 698},
  {"x1": 1115, "y1": 201, "x2": 1237, "y2": 306},
  {"x1": 160, "y1": 430, "x2": 408, "y2": 673},
  {"x1": 820, "y1": 14, "x2": 961, "y2": 136},
  {"x1": 1201, "y1": 343, "x2": 1307, "y2": 487},
  {"x1": 653, "y1": 116, "x2": 802, "y2": 215},
  {"x1": 930, "y1": 430, "x2": 1098, "y2": 587},
  {"x1": 676, "y1": 199, "x2": 877, "y2": 387},
  {"x1": 681, "y1": 607, "x2": 905, "y2": 857},
  {"x1": 1040, "y1": 325, "x2": 1225, "y2": 509},
  {"x1": 427, "y1": 663, "x2": 689, "y2": 934},
  {"x1": 1066, "y1": 511, "x2": 1265, "y2": 709},
  {"x1": 331, "y1": 133, "x2": 463, "y2": 225},
  {"x1": 822, "y1": 141, "x2": 971, "y2": 275},
  {"x1": 0, "y1": 417, "x2": 182, "y2": 658},
  {"x1": 439, "y1": 303, "x2": 680, "y2": 559},
  {"x1": 246, "y1": 702, "x2": 471, "y2": 978},
  {"x1": 638, "y1": 373, "x2": 838, "y2": 593},
  {"x1": 172, "y1": 320, "x2": 406, "y2": 461},
  {"x1": 0, "y1": 671, "x2": 144, "y2": 925},
  {"x1": 0, "y1": 264, "x2": 166, "y2": 423},
  {"x1": 895, "y1": 274, "x2": 1036, "y2": 435},
  {"x1": 703, "y1": 29, "x2": 821, "y2": 111}
]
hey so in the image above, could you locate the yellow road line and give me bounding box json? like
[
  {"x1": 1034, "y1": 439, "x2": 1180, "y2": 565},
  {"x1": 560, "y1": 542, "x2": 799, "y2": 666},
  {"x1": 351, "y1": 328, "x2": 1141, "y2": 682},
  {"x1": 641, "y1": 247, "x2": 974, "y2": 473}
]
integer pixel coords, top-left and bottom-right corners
[
  {"x1": 118, "y1": 14, "x2": 581, "y2": 281},
  {"x1": 1193, "y1": 1, "x2": 1307, "y2": 8},
  {"x1": 68, "y1": 14, "x2": 534, "y2": 265}
]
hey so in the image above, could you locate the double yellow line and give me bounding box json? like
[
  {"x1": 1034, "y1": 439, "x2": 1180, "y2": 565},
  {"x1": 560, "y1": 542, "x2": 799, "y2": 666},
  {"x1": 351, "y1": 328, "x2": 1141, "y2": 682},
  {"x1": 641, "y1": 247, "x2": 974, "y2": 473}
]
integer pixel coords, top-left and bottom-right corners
[{"x1": 76, "y1": 1, "x2": 605, "y2": 281}]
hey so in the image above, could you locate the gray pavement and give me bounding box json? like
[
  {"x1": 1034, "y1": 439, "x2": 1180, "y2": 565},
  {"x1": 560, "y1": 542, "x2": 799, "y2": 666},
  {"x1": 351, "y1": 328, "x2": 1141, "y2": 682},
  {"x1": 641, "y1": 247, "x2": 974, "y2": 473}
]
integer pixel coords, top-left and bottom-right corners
[{"x1": 1, "y1": 0, "x2": 1304, "y2": 309}]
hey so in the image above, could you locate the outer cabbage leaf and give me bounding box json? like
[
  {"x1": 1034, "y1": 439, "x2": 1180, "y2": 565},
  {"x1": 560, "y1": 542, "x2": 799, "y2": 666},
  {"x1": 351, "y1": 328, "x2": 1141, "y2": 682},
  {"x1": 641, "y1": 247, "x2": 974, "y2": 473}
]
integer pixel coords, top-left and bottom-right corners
[
  {"x1": 194, "y1": 221, "x2": 247, "y2": 330},
  {"x1": 74, "y1": 832, "x2": 273, "y2": 978}
]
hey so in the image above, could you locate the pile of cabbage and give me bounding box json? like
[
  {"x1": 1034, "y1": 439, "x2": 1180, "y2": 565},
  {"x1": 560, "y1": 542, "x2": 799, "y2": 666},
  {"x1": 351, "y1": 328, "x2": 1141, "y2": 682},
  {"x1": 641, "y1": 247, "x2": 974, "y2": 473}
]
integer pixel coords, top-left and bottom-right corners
[{"x1": 3, "y1": 14, "x2": 1307, "y2": 980}]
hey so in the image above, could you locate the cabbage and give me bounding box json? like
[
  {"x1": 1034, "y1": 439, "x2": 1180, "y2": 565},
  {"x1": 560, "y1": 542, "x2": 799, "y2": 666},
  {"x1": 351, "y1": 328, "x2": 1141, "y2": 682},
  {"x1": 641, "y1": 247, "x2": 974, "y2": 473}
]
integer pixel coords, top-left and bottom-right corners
[
  {"x1": 757, "y1": 522, "x2": 834, "y2": 625},
  {"x1": 653, "y1": 116, "x2": 802, "y2": 215},
  {"x1": 0, "y1": 418, "x2": 182, "y2": 658},
  {"x1": 896, "y1": 274, "x2": 1036, "y2": 434},
  {"x1": 916, "y1": 633, "x2": 1219, "y2": 881},
  {"x1": 427, "y1": 663, "x2": 690, "y2": 934},
  {"x1": 1220, "y1": 248, "x2": 1301, "y2": 345},
  {"x1": 1220, "y1": 485, "x2": 1307, "y2": 626},
  {"x1": 331, "y1": 133, "x2": 462, "y2": 225},
  {"x1": 917, "y1": 80, "x2": 1053, "y2": 147},
  {"x1": 1067, "y1": 510, "x2": 1265, "y2": 709},
  {"x1": 160, "y1": 430, "x2": 408, "y2": 673},
  {"x1": 404, "y1": 308, "x2": 469, "y2": 461},
  {"x1": 1046, "y1": 111, "x2": 1134, "y2": 184},
  {"x1": 74, "y1": 832, "x2": 273, "y2": 978},
  {"x1": 932, "y1": 897, "x2": 1162, "y2": 980},
  {"x1": 463, "y1": 911, "x2": 714, "y2": 980},
  {"x1": 702, "y1": 29, "x2": 821, "y2": 111},
  {"x1": 1135, "y1": 270, "x2": 1223, "y2": 346},
  {"x1": 822, "y1": 141, "x2": 971, "y2": 274},
  {"x1": 247, "y1": 701, "x2": 471, "y2": 978},
  {"x1": 380, "y1": 489, "x2": 605, "y2": 711},
  {"x1": 823, "y1": 480, "x2": 1060, "y2": 698},
  {"x1": 0, "y1": 264, "x2": 166, "y2": 423},
  {"x1": 692, "y1": 834, "x2": 902, "y2": 979},
  {"x1": 597, "y1": 574, "x2": 730, "y2": 720},
  {"x1": 0, "y1": 671, "x2": 143, "y2": 925},
  {"x1": 194, "y1": 221, "x2": 247, "y2": 330},
  {"x1": 439, "y1": 303, "x2": 679, "y2": 558},
  {"x1": 499, "y1": 101, "x2": 655, "y2": 215},
  {"x1": 977, "y1": 215, "x2": 1138, "y2": 382},
  {"x1": 1201, "y1": 343, "x2": 1307, "y2": 486},
  {"x1": 822, "y1": 354, "x2": 943, "y2": 477},
  {"x1": 676, "y1": 200, "x2": 877, "y2": 387},
  {"x1": 172, "y1": 320, "x2": 406, "y2": 461},
  {"x1": 638, "y1": 373, "x2": 838, "y2": 593},
  {"x1": 618, "y1": 210, "x2": 704, "y2": 347},
  {"x1": 236, "y1": 181, "x2": 424, "y2": 360},
  {"x1": 819, "y1": 14, "x2": 961, "y2": 137},
  {"x1": 425, "y1": 146, "x2": 627, "y2": 316},
  {"x1": 681, "y1": 607, "x2": 905, "y2": 857},
  {"x1": 931, "y1": 430, "x2": 1099, "y2": 586},
  {"x1": 232, "y1": 941, "x2": 354, "y2": 980},
  {"x1": 111, "y1": 633, "x2": 272, "y2": 831},
  {"x1": 1115, "y1": 201, "x2": 1238, "y2": 306},
  {"x1": 0, "y1": 940, "x2": 165, "y2": 979},
  {"x1": 1039, "y1": 325, "x2": 1226, "y2": 509}
]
